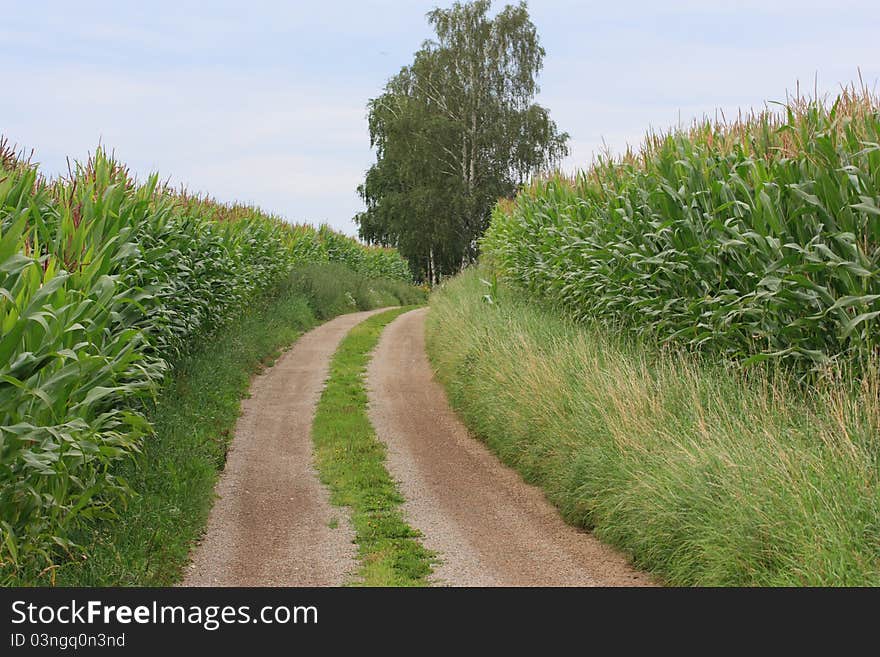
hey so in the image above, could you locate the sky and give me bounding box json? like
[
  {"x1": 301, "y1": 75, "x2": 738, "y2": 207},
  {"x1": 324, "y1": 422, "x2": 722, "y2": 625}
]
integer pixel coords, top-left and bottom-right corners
[{"x1": 2, "y1": 1, "x2": 879, "y2": 235}]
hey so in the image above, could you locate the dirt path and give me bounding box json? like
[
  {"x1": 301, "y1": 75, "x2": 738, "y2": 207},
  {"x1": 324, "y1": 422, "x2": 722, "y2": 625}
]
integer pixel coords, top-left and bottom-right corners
[
  {"x1": 183, "y1": 308, "x2": 390, "y2": 587},
  {"x1": 367, "y1": 308, "x2": 654, "y2": 587}
]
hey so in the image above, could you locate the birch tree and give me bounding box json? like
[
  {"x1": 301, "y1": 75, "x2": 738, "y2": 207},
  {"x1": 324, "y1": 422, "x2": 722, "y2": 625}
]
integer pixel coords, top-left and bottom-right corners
[{"x1": 355, "y1": 0, "x2": 568, "y2": 283}]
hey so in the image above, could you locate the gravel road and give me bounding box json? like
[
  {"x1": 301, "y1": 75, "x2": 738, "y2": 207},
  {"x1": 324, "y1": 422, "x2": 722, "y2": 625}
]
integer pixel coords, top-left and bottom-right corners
[
  {"x1": 367, "y1": 308, "x2": 654, "y2": 587},
  {"x1": 182, "y1": 308, "x2": 389, "y2": 586}
]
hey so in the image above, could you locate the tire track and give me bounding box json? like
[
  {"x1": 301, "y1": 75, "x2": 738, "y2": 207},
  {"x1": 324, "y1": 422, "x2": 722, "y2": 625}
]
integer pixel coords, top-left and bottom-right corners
[
  {"x1": 183, "y1": 308, "x2": 390, "y2": 586},
  {"x1": 367, "y1": 308, "x2": 654, "y2": 587}
]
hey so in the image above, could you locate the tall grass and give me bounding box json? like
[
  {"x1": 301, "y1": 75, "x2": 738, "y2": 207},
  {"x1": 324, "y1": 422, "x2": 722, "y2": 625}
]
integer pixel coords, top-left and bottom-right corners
[
  {"x1": 484, "y1": 87, "x2": 880, "y2": 370},
  {"x1": 449, "y1": 85, "x2": 880, "y2": 584},
  {"x1": 0, "y1": 143, "x2": 411, "y2": 581},
  {"x1": 426, "y1": 269, "x2": 880, "y2": 585}
]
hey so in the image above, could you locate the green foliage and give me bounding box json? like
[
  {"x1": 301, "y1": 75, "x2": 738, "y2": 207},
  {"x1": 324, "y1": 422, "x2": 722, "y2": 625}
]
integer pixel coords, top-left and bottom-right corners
[
  {"x1": 356, "y1": 0, "x2": 568, "y2": 282},
  {"x1": 484, "y1": 89, "x2": 880, "y2": 369},
  {"x1": 0, "y1": 145, "x2": 411, "y2": 581},
  {"x1": 427, "y1": 268, "x2": 880, "y2": 585},
  {"x1": 23, "y1": 265, "x2": 417, "y2": 586},
  {"x1": 292, "y1": 263, "x2": 425, "y2": 320},
  {"x1": 318, "y1": 225, "x2": 411, "y2": 282},
  {"x1": 313, "y1": 308, "x2": 434, "y2": 586}
]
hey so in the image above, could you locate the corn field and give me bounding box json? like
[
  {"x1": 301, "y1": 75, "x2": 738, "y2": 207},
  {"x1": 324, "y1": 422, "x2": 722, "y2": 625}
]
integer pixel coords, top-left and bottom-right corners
[
  {"x1": 484, "y1": 88, "x2": 880, "y2": 369},
  {"x1": 0, "y1": 144, "x2": 410, "y2": 577}
]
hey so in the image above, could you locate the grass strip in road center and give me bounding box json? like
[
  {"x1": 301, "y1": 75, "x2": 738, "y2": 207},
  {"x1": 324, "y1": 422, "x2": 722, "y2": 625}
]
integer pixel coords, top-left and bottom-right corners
[{"x1": 313, "y1": 307, "x2": 435, "y2": 586}]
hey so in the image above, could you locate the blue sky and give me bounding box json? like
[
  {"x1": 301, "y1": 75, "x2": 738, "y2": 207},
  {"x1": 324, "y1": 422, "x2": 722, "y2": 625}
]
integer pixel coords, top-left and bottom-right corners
[{"x1": 2, "y1": 1, "x2": 878, "y2": 234}]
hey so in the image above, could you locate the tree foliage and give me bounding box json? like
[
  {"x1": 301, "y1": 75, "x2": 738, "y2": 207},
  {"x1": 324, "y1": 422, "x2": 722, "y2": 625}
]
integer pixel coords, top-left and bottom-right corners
[{"x1": 356, "y1": 0, "x2": 568, "y2": 282}]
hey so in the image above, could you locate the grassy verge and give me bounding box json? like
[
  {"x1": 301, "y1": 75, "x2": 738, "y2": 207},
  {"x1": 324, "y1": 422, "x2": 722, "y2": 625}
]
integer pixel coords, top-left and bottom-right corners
[
  {"x1": 425, "y1": 267, "x2": 880, "y2": 586},
  {"x1": 312, "y1": 308, "x2": 434, "y2": 586},
  {"x1": 39, "y1": 265, "x2": 422, "y2": 586},
  {"x1": 292, "y1": 262, "x2": 425, "y2": 319}
]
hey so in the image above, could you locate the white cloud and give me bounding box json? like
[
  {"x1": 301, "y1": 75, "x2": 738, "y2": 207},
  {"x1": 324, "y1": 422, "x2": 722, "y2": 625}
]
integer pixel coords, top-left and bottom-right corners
[
  {"x1": 1, "y1": 65, "x2": 374, "y2": 233},
  {"x1": 3, "y1": 0, "x2": 880, "y2": 235}
]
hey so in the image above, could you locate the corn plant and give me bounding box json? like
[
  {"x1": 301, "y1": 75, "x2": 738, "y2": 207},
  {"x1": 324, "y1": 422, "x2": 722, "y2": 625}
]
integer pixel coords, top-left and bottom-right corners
[
  {"x1": 318, "y1": 224, "x2": 411, "y2": 282},
  {"x1": 0, "y1": 162, "x2": 163, "y2": 573},
  {"x1": 484, "y1": 88, "x2": 880, "y2": 370},
  {"x1": 0, "y1": 145, "x2": 410, "y2": 580}
]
